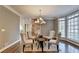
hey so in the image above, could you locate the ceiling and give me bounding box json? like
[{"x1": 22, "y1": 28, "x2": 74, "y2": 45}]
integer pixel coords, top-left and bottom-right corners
[{"x1": 9, "y1": 5, "x2": 79, "y2": 19}]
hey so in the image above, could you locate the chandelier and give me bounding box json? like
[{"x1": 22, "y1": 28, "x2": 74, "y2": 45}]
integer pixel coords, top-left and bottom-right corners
[{"x1": 35, "y1": 9, "x2": 46, "y2": 24}]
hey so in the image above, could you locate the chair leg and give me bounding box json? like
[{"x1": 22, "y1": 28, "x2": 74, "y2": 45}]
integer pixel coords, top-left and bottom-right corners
[
  {"x1": 37, "y1": 44, "x2": 39, "y2": 49},
  {"x1": 48, "y1": 43, "x2": 50, "y2": 49},
  {"x1": 23, "y1": 45, "x2": 25, "y2": 53},
  {"x1": 37, "y1": 42, "x2": 40, "y2": 49},
  {"x1": 31, "y1": 44, "x2": 33, "y2": 50},
  {"x1": 57, "y1": 45, "x2": 59, "y2": 52},
  {"x1": 48, "y1": 43, "x2": 51, "y2": 49}
]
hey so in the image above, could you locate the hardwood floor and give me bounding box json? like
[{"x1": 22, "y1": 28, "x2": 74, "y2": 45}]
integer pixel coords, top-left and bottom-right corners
[
  {"x1": 23, "y1": 43, "x2": 58, "y2": 53},
  {"x1": 2, "y1": 42, "x2": 20, "y2": 53},
  {"x1": 22, "y1": 41, "x2": 79, "y2": 53},
  {"x1": 59, "y1": 41, "x2": 79, "y2": 53},
  {"x1": 1, "y1": 41, "x2": 79, "y2": 53}
]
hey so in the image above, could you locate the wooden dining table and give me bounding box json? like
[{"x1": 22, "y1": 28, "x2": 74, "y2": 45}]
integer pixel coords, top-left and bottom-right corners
[
  {"x1": 32, "y1": 35, "x2": 50, "y2": 52},
  {"x1": 29, "y1": 35, "x2": 58, "y2": 52}
]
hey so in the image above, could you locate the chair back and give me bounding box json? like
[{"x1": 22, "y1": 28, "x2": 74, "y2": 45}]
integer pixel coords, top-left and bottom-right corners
[
  {"x1": 49, "y1": 30, "x2": 55, "y2": 38},
  {"x1": 20, "y1": 33, "x2": 27, "y2": 44},
  {"x1": 27, "y1": 32, "x2": 33, "y2": 39},
  {"x1": 27, "y1": 32, "x2": 30, "y2": 39},
  {"x1": 20, "y1": 33, "x2": 24, "y2": 44}
]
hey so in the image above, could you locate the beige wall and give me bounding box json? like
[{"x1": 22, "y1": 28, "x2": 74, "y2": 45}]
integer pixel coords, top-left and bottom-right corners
[
  {"x1": 53, "y1": 18, "x2": 58, "y2": 36},
  {"x1": 20, "y1": 17, "x2": 58, "y2": 37},
  {"x1": 32, "y1": 18, "x2": 58, "y2": 36},
  {"x1": 41, "y1": 20, "x2": 54, "y2": 36},
  {"x1": 41, "y1": 18, "x2": 58, "y2": 36},
  {"x1": 0, "y1": 6, "x2": 20, "y2": 49}
]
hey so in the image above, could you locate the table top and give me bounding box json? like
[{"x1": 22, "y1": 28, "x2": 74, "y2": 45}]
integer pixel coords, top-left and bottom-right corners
[{"x1": 28, "y1": 35, "x2": 58, "y2": 41}]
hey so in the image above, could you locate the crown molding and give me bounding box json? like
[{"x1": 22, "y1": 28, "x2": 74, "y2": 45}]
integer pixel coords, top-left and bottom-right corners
[{"x1": 3, "y1": 5, "x2": 22, "y2": 17}]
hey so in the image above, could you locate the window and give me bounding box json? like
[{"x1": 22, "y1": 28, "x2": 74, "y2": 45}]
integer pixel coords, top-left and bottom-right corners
[
  {"x1": 67, "y1": 15, "x2": 79, "y2": 41},
  {"x1": 58, "y1": 10, "x2": 79, "y2": 43},
  {"x1": 58, "y1": 18, "x2": 65, "y2": 37}
]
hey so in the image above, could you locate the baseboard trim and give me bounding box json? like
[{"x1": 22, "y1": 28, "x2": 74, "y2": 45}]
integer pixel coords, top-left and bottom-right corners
[
  {"x1": 61, "y1": 38, "x2": 79, "y2": 47},
  {"x1": 0, "y1": 40, "x2": 20, "y2": 53}
]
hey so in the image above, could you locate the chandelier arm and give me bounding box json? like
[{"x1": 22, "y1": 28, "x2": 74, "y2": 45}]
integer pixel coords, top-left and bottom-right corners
[{"x1": 34, "y1": 9, "x2": 46, "y2": 24}]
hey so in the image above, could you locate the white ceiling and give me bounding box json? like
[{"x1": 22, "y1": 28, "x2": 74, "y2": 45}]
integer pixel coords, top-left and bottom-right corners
[{"x1": 9, "y1": 5, "x2": 79, "y2": 19}]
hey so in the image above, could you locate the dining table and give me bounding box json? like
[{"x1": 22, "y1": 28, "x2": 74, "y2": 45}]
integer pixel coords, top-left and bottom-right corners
[{"x1": 29, "y1": 35, "x2": 57, "y2": 52}]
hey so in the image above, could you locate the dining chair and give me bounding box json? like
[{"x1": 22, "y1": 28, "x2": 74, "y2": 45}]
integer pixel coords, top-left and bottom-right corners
[
  {"x1": 27, "y1": 32, "x2": 39, "y2": 49},
  {"x1": 48, "y1": 37, "x2": 60, "y2": 52},
  {"x1": 48, "y1": 31, "x2": 56, "y2": 38},
  {"x1": 48, "y1": 31, "x2": 60, "y2": 52},
  {"x1": 20, "y1": 33, "x2": 33, "y2": 52}
]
